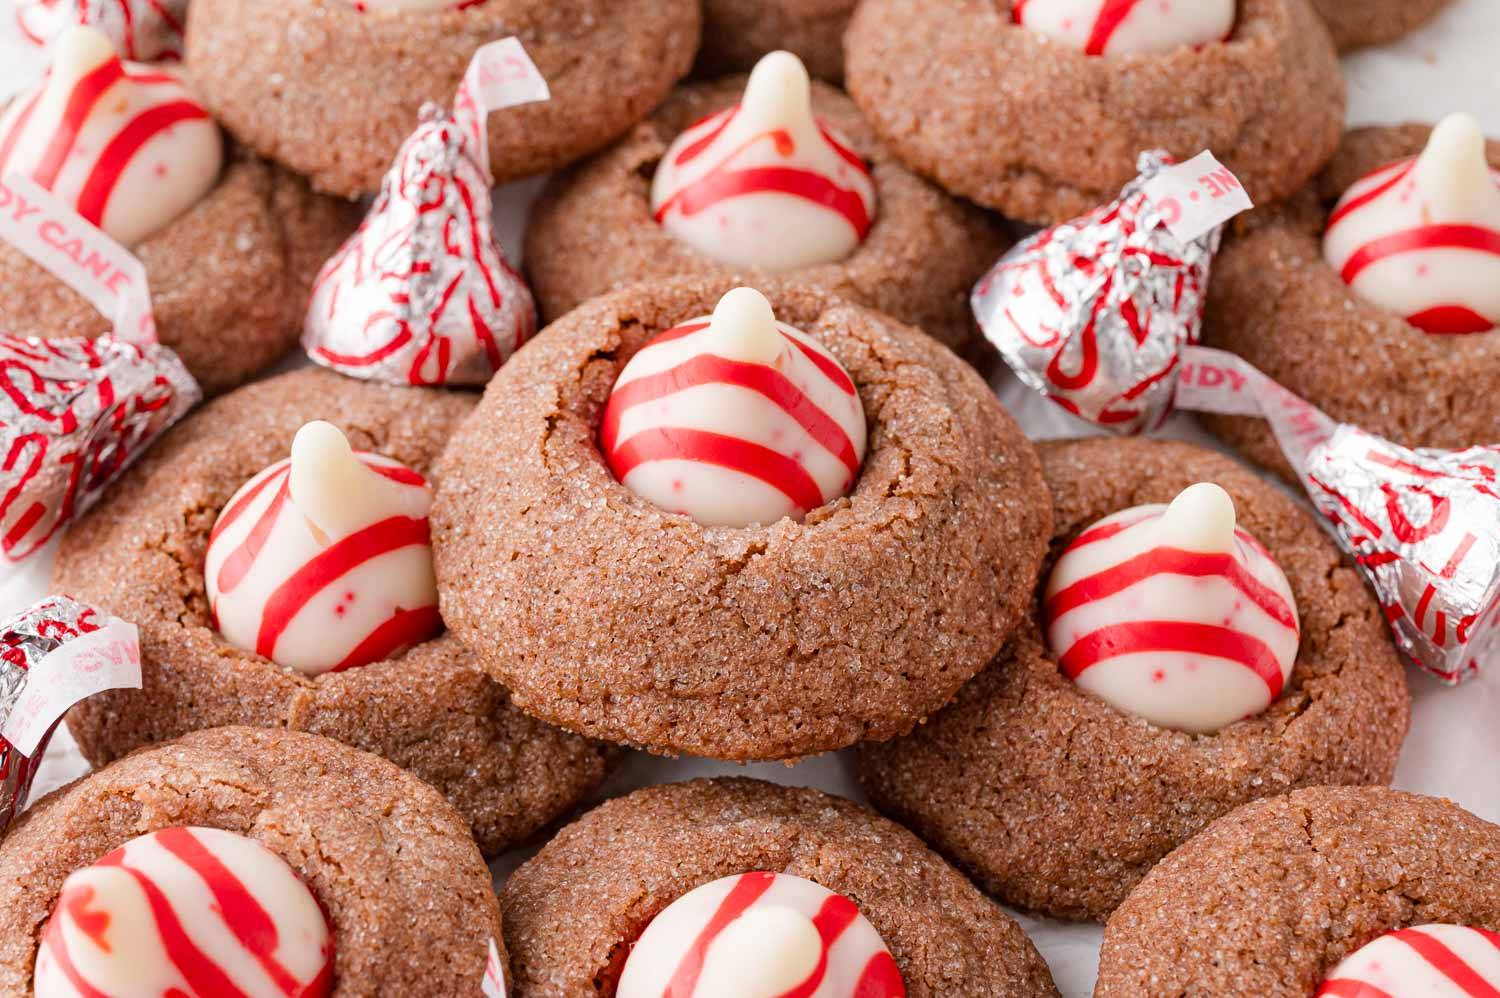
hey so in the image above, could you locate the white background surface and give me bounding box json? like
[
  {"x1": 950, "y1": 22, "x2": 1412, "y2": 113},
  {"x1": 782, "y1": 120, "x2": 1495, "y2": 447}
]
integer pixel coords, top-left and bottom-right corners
[{"x1": 1, "y1": 2, "x2": 1498, "y2": 994}]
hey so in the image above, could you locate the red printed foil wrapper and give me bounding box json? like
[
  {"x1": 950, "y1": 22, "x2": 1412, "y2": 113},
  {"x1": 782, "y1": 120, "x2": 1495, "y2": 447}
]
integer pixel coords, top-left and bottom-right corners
[
  {"x1": 303, "y1": 38, "x2": 550, "y2": 387},
  {"x1": 15, "y1": 0, "x2": 188, "y2": 62},
  {"x1": 1176, "y1": 346, "x2": 1500, "y2": 684},
  {"x1": 973, "y1": 151, "x2": 1252, "y2": 433},
  {"x1": 0, "y1": 596, "x2": 141, "y2": 837}
]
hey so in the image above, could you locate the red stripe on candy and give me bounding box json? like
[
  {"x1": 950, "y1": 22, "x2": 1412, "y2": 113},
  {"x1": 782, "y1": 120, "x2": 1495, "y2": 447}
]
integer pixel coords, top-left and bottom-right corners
[
  {"x1": 215, "y1": 472, "x2": 291, "y2": 596},
  {"x1": 853, "y1": 952, "x2": 907, "y2": 998},
  {"x1": 363, "y1": 459, "x2": 427, "y2": 488},
  {"x1": 1326, "y1": 160, "x2": 1415, "y2": 231},
  {"x1": 1057, "y1": 621, "x2": 1287, "y2": 697},
  {"x1": 1315, "y1": 980, "x2": 1395, "y2": 998},
  {"x1": 33, "y1": 57, "x2": 126, "y2": 188},
  {"x1": 1405, "y1": 305, "x2": 1494, "y2": 334},
  {"x1": 1340, "y1": 224, "x2": 1500, "y2": 285},
  {"x1": 41, "y1": 906, "x2": 112, "y2": 998},
  {"x1": 674, "y1": 108, "x2": 739, "y2": 167},
  {"x1": 329, "y1": 604, "x2": 442, "y2": 672},
  {"x1": 0, "y1": 89, "x2": 42, "y2": 172},
  {"x1": 1393, "y1": 927, "x2": 1500, "y2": 998},
  {"x1": 608, "y1": 428, "x2": 826, "y2": 514},
  {"x1": 1086, "y1": 0, "x2": 1146, "y2": 55},
  {"x1": 775, "y1": 895, "x2": 858, "y2": 998},
  {"x1": 664, "y1": 873, "x2": 777, "y2": 997},
  {"x1": 655, "y1": 165, "x2": 871, "y2": 239},
  {"x1": 784, "y1": 333, "x2": 857, "y2": 396},
  {"x1": 74, "y1": 99, "x2": 211, "y2": 228}
]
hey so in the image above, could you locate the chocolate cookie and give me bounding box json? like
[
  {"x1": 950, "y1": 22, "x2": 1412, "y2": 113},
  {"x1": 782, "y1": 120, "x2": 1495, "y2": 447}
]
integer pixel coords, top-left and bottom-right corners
[
  {"x1": 697, "y1": 0, "x2": 856, "y2": 81},
  {"x1": 523, "y1": 76, "x2": 1006, "y2": 356},
  {"x1": 0, "y1": 149, "x2": 357, "y2": 397},
  {"x1": 858, "y1": 438, "x2": 1410, "y2": 921},
  {"x1": 54, "y1": 368, "x2": 613, "y2": 857},
  {"x1": 432, "y1": 277, "x2": 1052, "y2": 761},
  {"x1": 0, "y1": 726, "x2": 504, "y2": 995},
  {"x1": 843, "y1": 0, "x2": 1345, "y2": 225},
  {"x1": 1095, "y1": 785, "x2": 1500, "y2": 996},
  {"x1": 1310, "y1": 0, "x2": 1453, "y2": 50},
  {"x1": 1202, "y1": 125, "x2": 1500, "y2": 482},
  {"x1": 185, "y1": 0, "x2": 701, "y2": 198},
  {"x1": 501, "y1": 777, "x2": 1059, "y2": 997}
]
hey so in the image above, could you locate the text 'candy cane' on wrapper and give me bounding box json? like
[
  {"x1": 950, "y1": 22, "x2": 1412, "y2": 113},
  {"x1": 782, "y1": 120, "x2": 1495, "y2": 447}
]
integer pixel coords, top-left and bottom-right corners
[
  {"x1": 0, "y1": 174, "x2": 199, "y2": 567},
  {"x1": 303, "y1": 39, "x2": 549, "y2": 387},
  {"x1": 0, "y1": 596, "x2": 142, "y2": 838}
]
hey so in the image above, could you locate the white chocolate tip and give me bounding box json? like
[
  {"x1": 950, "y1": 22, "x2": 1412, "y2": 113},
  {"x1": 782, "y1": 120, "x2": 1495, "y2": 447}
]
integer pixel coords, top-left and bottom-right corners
[
  {"x1": 289, "y1": 421, "x2": 371, "y2": 539},
  {"x1": 1416, "y1": 112, "x2": 1498, "y2": 218},
  {"x1": 741, "y1": 50, "x2": 813, "y2": 127},
  {"x1": 1158, "y1": 482, "x2": 1238, "y2": 553},
  {"x1": 699, "y1": 906, "x2": 822, "y2": 992},
  {"x1": 707, "y1": 287, "x2": 785, "y2": 365},
  {"x1": 51, "y1": 25, "x2": 116, "y2": 75}
]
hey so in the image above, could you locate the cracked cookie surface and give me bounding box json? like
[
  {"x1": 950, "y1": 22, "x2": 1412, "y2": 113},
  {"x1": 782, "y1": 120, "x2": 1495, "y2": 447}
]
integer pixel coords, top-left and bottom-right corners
[
  {"x1": 501, "y1": 777, "x2": 1060, "y2": 998},
  {"x1": 857, "y1": 438, "x2": 1410, "y2": 921},
  {"x1": 54, "y1": 368, "x2": 613, "y2": 857},
  {"x1": 1095, "y1": 785, "x2": 1500, "y2": 996},
  {"x1": 432, "y1": 276, "x2": 1052, "y2": 760},
  {"x1": 0, "y1": 726, "x2": 504, "y2": 996}
]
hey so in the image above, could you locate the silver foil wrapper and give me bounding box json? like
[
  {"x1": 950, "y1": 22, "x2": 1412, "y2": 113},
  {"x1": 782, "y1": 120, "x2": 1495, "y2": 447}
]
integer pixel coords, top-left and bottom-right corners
[
  {"x1": 1304, "y1": 429, "x2": 1500, "y2": 683},
  {"x1": 303, "y1": 105, "x2": 537, "y2": 387},
  {"x1": 973, "y1": 151, "x2": 1221, "y2": 433},
  {"x1": 15, "y1": 0, "x2": 188, "y2": 61},
  {"x1": 0, "y1": 334, "x2": 200, "y2": 564},
  {"x1": 0, "y1": 595, "x2": 105, "y2": 836}
]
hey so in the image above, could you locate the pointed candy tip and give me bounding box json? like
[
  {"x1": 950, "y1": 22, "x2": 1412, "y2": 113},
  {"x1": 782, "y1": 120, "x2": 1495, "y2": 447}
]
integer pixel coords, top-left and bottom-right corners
[
  {"x1": 742, "y1": 50, "x2": 812, "y2": 121},
  {"x1": 707, "y1": 287, "x2": 784, "y2": 365},
  {"x1": 1160, "y1": 482, "x2": 1238, "y2": 552}
]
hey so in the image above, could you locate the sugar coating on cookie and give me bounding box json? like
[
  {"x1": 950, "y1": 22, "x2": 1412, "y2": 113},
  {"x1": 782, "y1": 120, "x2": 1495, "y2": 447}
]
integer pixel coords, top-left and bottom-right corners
[
  {"x1": 33, "y1": 826, "x2": 333, "y2": 997},
  {"x1": 1043, "y1": 482, "x2": 1300, "y2": 733},
  {"x1": 1011, "y1": 0, "x2": 1236, "y2": 56},
  {"x1": 1316, "y1": 924, "x2": 1500, "y2": 997},
  {"x1": 651, "y1": 51, "x2": 877, "y2": 272},
  {"x1": 0, "y1": 26, "x2": 220, "y2": 247},
  {"x1": 599, "y1": 287, "x2": 867, "y2": 528},
  {"x1": 1323, "y1": 112, "x2": 1500, "y2": 335},
  {"x1": 204, "y1": 420, "x2": 441, "y2": 676},
  {"x1": 617, "y1": 872, "x2": 905, "y2": 998},
  {"x1": 16, "y1": 0, "x2": 187, "y2": 62}
]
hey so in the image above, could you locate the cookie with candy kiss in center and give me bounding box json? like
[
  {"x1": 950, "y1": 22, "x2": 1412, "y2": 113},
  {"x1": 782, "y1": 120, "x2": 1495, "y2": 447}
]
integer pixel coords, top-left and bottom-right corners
[
  {"x1": 1044, "y1": 481, "x2": 1300, "y2": 734},
  {"x1": 1011, "y1": 0, "x2": 1236, "y2": 56},
  {"x1": 34, "y1": 825, "x2": 333, "y2": 997},
  {"x1": 599, "y1": 286, "x2": 867, "y2": 528},
  {"x1": 651, "y1": 51, "x2": 877, "y2": 272},
  {"x1": 617, "y1": 872, "x2": 905, "y2": 998},
  {"x1": 204, "y1": 420, "x2": 442, "y2": 677},
  {"x1": 1316, "y1": 924, "x2": 1500, "y2": 997},
  {"x1": 0, "y1": 26, "x2": 221, "y2": 247},
  {"x1": 1323, "y1": 112, "x2": 1500, "y2": 335}
]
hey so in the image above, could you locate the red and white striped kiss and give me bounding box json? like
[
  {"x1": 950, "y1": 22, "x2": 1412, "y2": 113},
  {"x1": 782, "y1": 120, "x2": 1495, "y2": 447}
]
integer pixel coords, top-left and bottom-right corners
[
  {"x1": 1324, "y1": 113, "x2": 1500, "y2": 335},
  {"x1": 16, "y1": 0, "x2": 188, "y2": 63},
  {"x1": 1011, "y1": 0, "x2": 1235, "y2": 56},
  {"x1": 0, "y1": 26, "x2": 220, "y2": 247},
  {"x1": 616, "y1": 872, "x2": 905, "y2": 998},
  {"x1": 203, "y1": 421, "x2": 442, "y2": 677},
  {"x1": 599, "y1": 287, "x2": 867, "y2": 528},
  {"x1": 1317, "y1": 924, "x2": 1500, "y2": 998},
  {"x1": 651, "y1": 51, "x2": 876, "y2": 272},
  {"x1": 1044, "y1": 482, "x2": 1300, "y2": 733},
  {"x1": 33, "y1": 826, "x2": 333, "y2": 998}
]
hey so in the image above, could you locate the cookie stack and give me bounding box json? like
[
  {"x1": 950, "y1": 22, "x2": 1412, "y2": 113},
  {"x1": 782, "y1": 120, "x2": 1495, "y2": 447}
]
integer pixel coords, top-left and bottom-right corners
[{"x1": 2, "y1": 0, "x2": 1495, "y2": 995}]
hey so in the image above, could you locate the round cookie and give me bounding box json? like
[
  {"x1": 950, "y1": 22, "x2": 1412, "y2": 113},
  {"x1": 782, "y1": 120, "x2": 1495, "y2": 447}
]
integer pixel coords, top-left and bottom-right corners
[
  {"x1": 858, "y1": 438, "x2": 1410, "y2": 921},
  {"x1": 185, "y1": 0, "x2": 701, "y2": 198},
  {"x1": 843, "y1": 0, "x2": 1346, "y2": 226},
  {"x1": 1309, "y1": 0, "x2": 1453, "y2": 50},
  {"x1": 1095, "y1": 786, "x2": 1500, "y2": 996},
  {"x1": 697, "y1": 0, "x2": 856, "y2": 81},
  {"x1": 54, "y1": 367, "x2": 613, "y2": 857},
  {"x1": 1202, "y1": 124, "x2": 1500, "y2": 483},
  {"x1": 0, "y1": 148, "x2": 358, "y2": 397},
  {"x1": 501, "y1": 777, "x2": 1060, "y2": 997},
  {"x1": 0, "y1": 726, "x2": 504, "y2": 995},
  {"x1": 432, "y1": 277, "x2": 1052, "y2": 761},
  {"x1": 523, "y1": 75, "x2": 1006, "y2": 356}
]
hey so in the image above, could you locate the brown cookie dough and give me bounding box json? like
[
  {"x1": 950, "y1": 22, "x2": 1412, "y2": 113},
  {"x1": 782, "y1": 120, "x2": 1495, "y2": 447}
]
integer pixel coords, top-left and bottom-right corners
[
  {"x1": 697, "y1": 0, "x2": 856, "y2": 81},
  {"x1": 844, "y1": 0, "x2": 1346, "y2": 226},
  {"x1": 523, "y1": 76, "x2": 1006, "y2": 356},
  {"x1": 0, "y1": 726, "x2": 504, "y2": 996},
  {"x1": 501, "y1": 777, "x2": 1060, "y2": 997},
  {"x1": 1095, "y1": 785, "x2": 1500, "y2": 997},
  {"x1": 54, "y1": 368, "x2": 613, "y2": 857},
  {"x1": 1309, "y1": 0, "x2": 1453, "y2": 50},
  {"x1": 1202, "y1": 125, "x2": 1500, "y2": 482},
  {"x1": 0, "y1": 149, "x2": 358, "y2": 397},
  {"x1": 432, "y1": 277, "x2": 1052, "y2": 761},
  {"x1": 185, "y1": 0, "x2": 701, "y2": 199},
  {"x1": 858, "y1": 438, "x2": 1410, "y2": 921}
]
